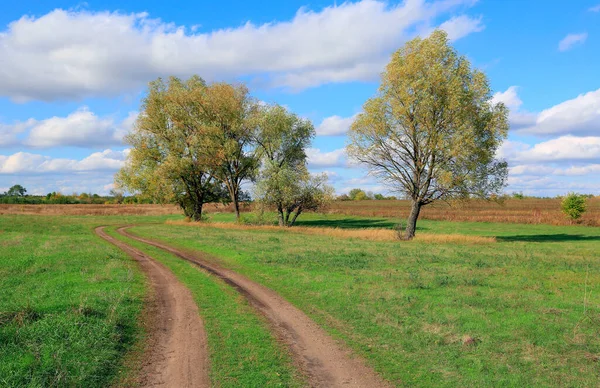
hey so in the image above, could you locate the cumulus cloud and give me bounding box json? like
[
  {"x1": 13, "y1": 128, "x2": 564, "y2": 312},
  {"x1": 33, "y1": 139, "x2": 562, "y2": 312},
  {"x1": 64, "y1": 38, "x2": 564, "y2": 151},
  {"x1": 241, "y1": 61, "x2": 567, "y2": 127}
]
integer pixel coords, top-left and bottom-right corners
[
  {"x1": 589, "y1": 4, "x2": 600, "y2": 12},
  {"x1": 494, "y1": 86, "x2": 600, "y2": 136},
  {"x1": 315, "y1": 114, "x2": 356, "y2": 136},
  {"x1": 0, "y1": 119, "x2": 35, "y2": 146},
  {"x1": 558, "y1": 33, "x2": 588, "y2": 52},
  {"x1": 499, "y1": 136, "x2": 600, "y2": 164},
  {"x1": 1, "y1": 108, "x2": 136, "y2": 148},
  {"x1": 0, "y1": 1, "x2": 483, "y2": 101},
  {"x1": 306, "y1": 147, "x2": 346, "y2": 167},
  {"x1": 0, "y1": 149, "x2": 129, "y2": 174},
  {"x1": 510, "y1": 164, "x2": 600, "y2": 177}
]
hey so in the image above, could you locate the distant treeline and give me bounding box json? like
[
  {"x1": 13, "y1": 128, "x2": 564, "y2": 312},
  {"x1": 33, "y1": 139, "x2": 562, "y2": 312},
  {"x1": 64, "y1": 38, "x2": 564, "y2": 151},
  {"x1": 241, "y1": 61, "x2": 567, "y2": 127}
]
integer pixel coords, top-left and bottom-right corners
[
  {"x1": 0, "y1": 193, "x2": 153, "y2": 205},
  {"x1": 0, "y1": 184, "x2": 152, "y2": 205}
]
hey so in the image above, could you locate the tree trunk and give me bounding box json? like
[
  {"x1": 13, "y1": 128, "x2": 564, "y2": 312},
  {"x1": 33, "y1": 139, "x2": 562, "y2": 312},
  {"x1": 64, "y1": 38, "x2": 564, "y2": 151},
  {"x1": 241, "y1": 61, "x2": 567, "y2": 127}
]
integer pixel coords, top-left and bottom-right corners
[
  {"x1": 233, "y1": 198, "x2": 240, "y2": 220},
  {"x1": 404, "y1": 200, "x2": 421, "y2": 240},
  {"x1": 284, "y1": 209, "x2": 291, "y2": 226},
  {"x1": 289, "y1": 208, "x2": 303, "y2": 227},
  {"x1": 277, "y1": 204, "x2": 285, "y2": 227}
]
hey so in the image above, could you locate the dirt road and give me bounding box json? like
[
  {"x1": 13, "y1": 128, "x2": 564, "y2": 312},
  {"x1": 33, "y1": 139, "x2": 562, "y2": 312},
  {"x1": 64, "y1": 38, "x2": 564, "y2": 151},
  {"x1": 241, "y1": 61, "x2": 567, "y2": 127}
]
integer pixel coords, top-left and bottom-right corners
[
  {"x1": 118, "y1": 226, "x2": 390, "y2": 388},
  {"x1": 95, "y1": 227, "x2": 210, "y2": 388}
]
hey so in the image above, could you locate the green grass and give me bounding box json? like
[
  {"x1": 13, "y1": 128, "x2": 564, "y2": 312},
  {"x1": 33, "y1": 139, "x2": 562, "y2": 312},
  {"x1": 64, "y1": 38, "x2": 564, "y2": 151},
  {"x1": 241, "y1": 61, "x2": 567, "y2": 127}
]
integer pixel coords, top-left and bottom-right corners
[
  {"x1": 131, "y1": 215, "x2": 600, "y2": 387},
  {"x1": 103, "y1": 226, "x2": 303, "y2": 387},
  {"x1": 0, "y1": 215, "x2": 156, "y2": 387}
]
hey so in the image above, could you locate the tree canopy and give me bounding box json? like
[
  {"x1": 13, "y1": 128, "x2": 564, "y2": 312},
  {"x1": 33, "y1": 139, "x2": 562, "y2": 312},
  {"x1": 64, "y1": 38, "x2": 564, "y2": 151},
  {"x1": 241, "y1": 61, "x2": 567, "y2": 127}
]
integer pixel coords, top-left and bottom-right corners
[
  {"x1": 347, "y1": 30, "x2": 509, "y2": 239},
  {"x1": 116, "y1": 76, "x2": 230, "y2": 221},
  {"x1": 252, "y1": 104, "x2": 333, "y2": 226}
]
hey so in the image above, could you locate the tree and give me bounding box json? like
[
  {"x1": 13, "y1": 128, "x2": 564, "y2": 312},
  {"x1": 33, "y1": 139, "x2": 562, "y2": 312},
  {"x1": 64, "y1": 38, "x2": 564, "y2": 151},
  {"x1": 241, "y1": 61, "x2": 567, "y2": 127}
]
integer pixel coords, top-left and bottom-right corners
[
  {"x1": 561, "y1": 192, "x2": 587, "y2": 222},
  {"x1": 116, "y1": 76, "x2": 229, "y2": 221},
  {"x1": 348, "y1": 188, "x2": 367, "y2": 201},
  {"x1": 205, "y1": 83, "x2": 259, "y2": 221},
  {"x1": 252, "y1": 104, "x2": 318, "y2": 226},
  {"x1": 7, "y1": 184, "x2": 26, "y2": 197},
  {"x1": 254, "y1": 168, "x2": 334, "y2": 227},
  {"x1": 347, "y1": 30, "x2": 508, "y2": 239}
]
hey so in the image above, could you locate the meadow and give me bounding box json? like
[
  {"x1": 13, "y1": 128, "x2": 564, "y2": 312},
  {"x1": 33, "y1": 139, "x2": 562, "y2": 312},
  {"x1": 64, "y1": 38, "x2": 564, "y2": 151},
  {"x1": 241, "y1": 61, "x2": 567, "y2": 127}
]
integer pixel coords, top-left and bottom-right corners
[
  {"x1": 1, "y1": 204, "x2": 599, "y2": 386},
  {"x1": 3, "y1": 197, "x2": 599, "y2": 226}
]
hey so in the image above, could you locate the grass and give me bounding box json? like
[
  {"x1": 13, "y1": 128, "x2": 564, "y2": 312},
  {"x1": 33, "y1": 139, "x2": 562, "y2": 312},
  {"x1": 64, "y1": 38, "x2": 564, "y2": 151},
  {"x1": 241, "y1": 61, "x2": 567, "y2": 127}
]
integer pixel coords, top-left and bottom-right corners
[
  {"x1": 0, "y1": 216, "x2": 152, "y2": 387},
  {"x1": 167, "y1": 219, "x2": 496, "y2": 244},
  {"x1": 103, "y1": 226, "x2": 303, "y2": 387},
  {"x1": 131, "y1": 215, "x2": 600, "y2": 387},
  {"x1": 327, "y1": 198, "x2": 600, "y2": 226}
]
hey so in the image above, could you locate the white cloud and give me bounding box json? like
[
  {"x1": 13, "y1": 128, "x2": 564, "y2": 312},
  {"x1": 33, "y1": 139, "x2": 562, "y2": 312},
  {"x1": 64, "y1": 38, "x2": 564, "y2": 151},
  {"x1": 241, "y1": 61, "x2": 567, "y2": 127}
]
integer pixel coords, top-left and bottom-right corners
[
  {"x1": 510, "y1": 163, "x2": 600, "y2": 177},
  {"x1": 315, "y1": 114, "x2": 356, "y2": 136},
  {"x1": 558, "y1": 33, "x2": 588, "y2": 52},
  {"x1": 0, "y1": 1, "x2": 483, "y2": 101},
  {"x1": 2, "y1": 108, "x2": 136, "y2": 148},
  {"x1": 589, "y1": 4, "x2": 600, "y2": 12},
  {"x1": 524, "y1": 89, "x2": 600, "y2": 136},
  {"x1": 306, "y1": 147, "x2": 346, "y2": 167},
  {"x1": 499, "y1": 136, "x2": 600, "y2": 164},
  {"x1": 0, "y1": 149, "x2": 129, "y2": 174},
  {"x1": 438, "y1": 15, "x2": 484, "y2": 41},
  {"x1": 492, "y1": 86, "x2": 522, "y2": 109},
  {"x1": 0, "y1": 119, "x2": 35, "y2": 146},
  {"x1": 495, "y1": 86, "x2": 600, "y2": 135}
]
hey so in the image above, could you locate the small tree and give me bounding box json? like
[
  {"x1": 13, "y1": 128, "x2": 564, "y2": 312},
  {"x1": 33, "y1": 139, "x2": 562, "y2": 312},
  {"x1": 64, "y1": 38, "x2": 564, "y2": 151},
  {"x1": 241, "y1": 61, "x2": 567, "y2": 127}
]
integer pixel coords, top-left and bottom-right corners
[
  {"x1": 561, "y1": 192, "x2": 587, "y2": 222},
  {"x1": 347, "y1": 30, "x2": 508, "y2": 239},
  {"x1": 7, "y1": 184, "x2": 26, "y2": 197},
  {"x1": 252, "y1": 104, "x2": 326, "y2": 226},
  {"x1": 255, "y1": 170, "x2": 333, "y2": 227}
]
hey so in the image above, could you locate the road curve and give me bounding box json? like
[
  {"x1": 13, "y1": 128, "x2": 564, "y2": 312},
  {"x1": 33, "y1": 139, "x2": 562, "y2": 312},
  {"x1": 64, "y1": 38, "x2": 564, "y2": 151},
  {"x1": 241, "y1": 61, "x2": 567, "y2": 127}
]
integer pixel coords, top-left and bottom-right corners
[
  {"x1": 95, "y1": 226, "x2": 210, "y2": 388},
  {"x1": 118, "y1": 226, "x2": 391, "y2": 388}
]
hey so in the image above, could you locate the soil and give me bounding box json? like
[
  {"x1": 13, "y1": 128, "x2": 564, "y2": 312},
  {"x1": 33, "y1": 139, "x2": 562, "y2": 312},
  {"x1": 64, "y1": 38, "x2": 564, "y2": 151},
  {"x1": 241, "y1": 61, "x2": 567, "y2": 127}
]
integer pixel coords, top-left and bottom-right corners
[
  {"x1": 95, "y1": 226, "x2": 210, "y2": 388},
  {"x1": 118, "y1": 226, "x2": 390, "y2": 388}
]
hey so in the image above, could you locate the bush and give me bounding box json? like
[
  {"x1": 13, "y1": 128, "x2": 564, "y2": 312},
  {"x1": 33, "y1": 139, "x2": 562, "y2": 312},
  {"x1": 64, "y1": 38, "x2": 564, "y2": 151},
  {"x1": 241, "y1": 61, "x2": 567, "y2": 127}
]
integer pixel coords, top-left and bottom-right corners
[{"x1": 561, "y1": 192, "x2": 587, "y2": 221}]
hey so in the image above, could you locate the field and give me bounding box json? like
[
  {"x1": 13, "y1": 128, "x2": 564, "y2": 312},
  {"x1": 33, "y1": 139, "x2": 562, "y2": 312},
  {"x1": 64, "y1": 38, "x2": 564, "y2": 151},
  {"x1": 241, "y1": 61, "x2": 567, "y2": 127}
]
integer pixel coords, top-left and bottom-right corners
[
  {"x1": 3, "y1": 197, "x2": 598, "y2": 225},
  {"x1": 1, "y1": 204, "x2": 599, "y2": 387},
  {"x1": 328, "y1": 198, "x2": 600, "y2": 226}
]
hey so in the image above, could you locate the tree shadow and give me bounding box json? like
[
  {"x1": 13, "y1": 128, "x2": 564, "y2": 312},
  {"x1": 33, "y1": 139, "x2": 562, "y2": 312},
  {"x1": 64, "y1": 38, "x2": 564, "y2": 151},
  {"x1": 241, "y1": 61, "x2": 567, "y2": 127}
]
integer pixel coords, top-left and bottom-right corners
[
  {"x1": 295, "y1": 218, "x2": 429, "y2": 231},
  {"x1": 498, "y1": 234, "x2": 600, "y2": 243}
]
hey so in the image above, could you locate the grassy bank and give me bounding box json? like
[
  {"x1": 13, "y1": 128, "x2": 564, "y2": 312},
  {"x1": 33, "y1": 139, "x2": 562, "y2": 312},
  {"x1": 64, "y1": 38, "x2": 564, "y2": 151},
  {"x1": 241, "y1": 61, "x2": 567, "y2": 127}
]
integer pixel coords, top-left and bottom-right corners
[
  {"x1": 104, "y1": 226, "x2": 303, "y2": 387},
  {"x1": 130, "y1": 217, "x2": 600, "y2": 387},
  {"x1": 0, "y1": 216, "x2": 151, "y2": 387}
]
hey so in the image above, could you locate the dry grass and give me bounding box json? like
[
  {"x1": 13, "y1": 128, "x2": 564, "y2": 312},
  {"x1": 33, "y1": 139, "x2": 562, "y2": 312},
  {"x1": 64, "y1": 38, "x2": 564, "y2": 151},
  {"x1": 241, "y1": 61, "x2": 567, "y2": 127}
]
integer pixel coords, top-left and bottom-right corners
[
  {"x1": 166, "y1": 220, "x2": 496, "y2": 244},
  {"x1": 0, "y1": 203, "x2": 231, "y2": 216},
  {"x1": 327, "y1": 198, "x2": 600, "y2": 226}
]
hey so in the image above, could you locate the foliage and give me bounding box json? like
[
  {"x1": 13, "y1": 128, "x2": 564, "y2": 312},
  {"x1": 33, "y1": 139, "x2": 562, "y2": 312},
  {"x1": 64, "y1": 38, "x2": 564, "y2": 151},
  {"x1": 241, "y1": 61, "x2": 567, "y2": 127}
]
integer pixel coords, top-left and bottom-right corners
[
  {"x1": 561, "y1": 192, "x2": 587, "y2": 221},
  {"x1": 7, "y1": 184, "x2": 26, "y2": 197},
  {"x1": 203, "y1": 82, "x2": 260, "y2": 220},
  {"x1": 347, "y1": 30, "x2": 509, "y2": 239},
  {"x1": 116, "y1": 76, "x2": 231, "y2": 221},
  {"x1": 252, "y1": 104, "x2": 333, "y2": 226}
]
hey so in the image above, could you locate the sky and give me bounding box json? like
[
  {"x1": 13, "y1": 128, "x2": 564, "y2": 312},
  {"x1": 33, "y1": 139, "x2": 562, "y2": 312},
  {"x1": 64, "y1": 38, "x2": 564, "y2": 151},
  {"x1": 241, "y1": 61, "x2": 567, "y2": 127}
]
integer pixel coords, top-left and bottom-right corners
[{"x1": 0, "y1": 0, "x2": 599, "y2": 197}]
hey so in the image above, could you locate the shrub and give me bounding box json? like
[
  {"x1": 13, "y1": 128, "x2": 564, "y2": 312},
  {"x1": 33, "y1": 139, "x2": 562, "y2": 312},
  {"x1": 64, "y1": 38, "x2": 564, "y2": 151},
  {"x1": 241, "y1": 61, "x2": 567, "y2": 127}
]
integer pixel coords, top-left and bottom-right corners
[{"x1": 561, "y1": 192, "x2": 587, "y2": 221}]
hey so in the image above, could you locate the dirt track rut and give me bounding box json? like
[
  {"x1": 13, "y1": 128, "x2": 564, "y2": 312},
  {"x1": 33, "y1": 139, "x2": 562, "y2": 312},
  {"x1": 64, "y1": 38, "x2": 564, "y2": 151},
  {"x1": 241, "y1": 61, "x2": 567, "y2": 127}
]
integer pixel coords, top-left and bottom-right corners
[
  {"x1": 118, "y1": 226, "x2": 390, "y2": 388},
  {"x1": 95, "y1": 226, "x2": 209, "y2": 388}
]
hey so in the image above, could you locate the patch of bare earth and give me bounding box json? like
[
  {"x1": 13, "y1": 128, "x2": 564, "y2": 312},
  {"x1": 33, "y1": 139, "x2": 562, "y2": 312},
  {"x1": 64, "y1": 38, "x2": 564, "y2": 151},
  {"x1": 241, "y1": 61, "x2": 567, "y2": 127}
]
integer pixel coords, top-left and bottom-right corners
[
  {"x1": 95, "y1": 227, "x2": 209, "y2": 388},
  {"x1": 118, "y1": 226, "x2": 391, "y2": 388}
]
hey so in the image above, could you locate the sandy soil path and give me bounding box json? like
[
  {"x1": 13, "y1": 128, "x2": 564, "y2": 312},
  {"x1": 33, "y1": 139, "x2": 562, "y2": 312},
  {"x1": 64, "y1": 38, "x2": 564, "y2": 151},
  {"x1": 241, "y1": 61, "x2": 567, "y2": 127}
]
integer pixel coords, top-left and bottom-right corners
[
  {"x1": 118, "y1": 226, "x2": 390, "y2": 388},
  {"x1": 95, "y1": 226, "x2": 210, "y2": 388}
]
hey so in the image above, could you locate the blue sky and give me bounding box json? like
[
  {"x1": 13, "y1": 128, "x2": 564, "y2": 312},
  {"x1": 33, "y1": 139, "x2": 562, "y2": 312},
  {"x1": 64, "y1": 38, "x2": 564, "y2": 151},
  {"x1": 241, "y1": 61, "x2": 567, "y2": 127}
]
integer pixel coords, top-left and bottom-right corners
[{"x1": 1, "y1": 0, "x2": 599, "y2": 196}]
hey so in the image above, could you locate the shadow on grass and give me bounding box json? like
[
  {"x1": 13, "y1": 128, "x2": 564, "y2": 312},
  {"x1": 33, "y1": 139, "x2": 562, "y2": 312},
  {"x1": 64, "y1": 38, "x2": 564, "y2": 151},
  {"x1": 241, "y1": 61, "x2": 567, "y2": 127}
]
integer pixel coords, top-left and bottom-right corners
[
  {"x1": 498, "y1": 234, "x2": 600, "y2": 242},
  {"x1": 295, "y1": 218, "x2": 430, "y2": 231}
]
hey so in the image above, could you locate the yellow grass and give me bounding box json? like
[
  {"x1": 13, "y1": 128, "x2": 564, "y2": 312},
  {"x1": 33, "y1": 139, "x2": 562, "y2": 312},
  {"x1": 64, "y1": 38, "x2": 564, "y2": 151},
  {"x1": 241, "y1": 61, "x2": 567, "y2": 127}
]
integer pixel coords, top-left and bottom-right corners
[{"x1": 166, "y1": 220, "x2": 496, "y2": 244}]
